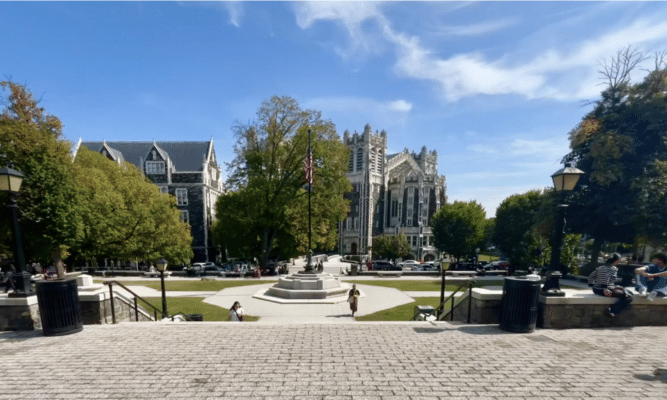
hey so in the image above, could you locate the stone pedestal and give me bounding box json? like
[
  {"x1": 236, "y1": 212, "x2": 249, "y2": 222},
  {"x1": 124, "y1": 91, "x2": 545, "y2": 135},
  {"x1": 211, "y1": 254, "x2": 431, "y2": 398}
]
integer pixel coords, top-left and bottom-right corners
[{"x1": 255, "y1": 272, "x2": 350, "y2": 304}]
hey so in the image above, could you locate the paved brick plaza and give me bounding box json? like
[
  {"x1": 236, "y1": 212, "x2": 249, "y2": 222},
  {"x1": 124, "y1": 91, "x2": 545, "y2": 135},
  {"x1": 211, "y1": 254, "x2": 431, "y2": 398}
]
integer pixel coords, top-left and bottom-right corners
[{"x1": 1, "y1": 322, "x2": 666, "y2": 399}]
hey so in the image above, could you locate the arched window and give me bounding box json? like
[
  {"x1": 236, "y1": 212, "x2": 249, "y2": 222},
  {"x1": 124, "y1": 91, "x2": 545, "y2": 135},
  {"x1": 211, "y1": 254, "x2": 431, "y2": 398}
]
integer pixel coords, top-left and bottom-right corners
[
  {"x1": 348, "y1": 151, "x2": 354, "y2": 172},
  {"x1": 356, "y1": 148, "x2": 363, "y2": 171}
]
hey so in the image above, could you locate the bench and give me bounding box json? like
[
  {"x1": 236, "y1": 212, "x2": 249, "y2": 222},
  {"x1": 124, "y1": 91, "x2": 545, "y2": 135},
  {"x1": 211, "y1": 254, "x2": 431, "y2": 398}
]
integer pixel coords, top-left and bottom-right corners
[
  {"x1": 143, "y1": 270, "x2": 171, "y2": 278},
  {"x1": 446, "y1": 271, "x2": 477, "y2": 277},
  {"x1": 376, "y1": 271, "x2": 403, "y2": 277}
]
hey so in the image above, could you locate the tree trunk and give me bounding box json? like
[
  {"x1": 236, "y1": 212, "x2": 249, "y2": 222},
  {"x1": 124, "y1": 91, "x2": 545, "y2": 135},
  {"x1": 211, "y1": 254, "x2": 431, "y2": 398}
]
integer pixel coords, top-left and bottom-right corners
[
  {"x1": 52, "y1": 247, "x2": 66, "y2": 279},
  {"x1": 581, "y1": 238, "x2": 603, "y2": 276}
]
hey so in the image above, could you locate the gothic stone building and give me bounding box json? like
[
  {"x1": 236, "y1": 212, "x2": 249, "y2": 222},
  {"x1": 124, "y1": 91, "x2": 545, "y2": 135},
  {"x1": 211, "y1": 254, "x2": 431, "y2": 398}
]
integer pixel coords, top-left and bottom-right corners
[
  {"x1": 339, "y1": 125, "x2": 446, "y2": 261},
  {"x1": 75, "y1": 139, "x2": 224, "y2": 263}
]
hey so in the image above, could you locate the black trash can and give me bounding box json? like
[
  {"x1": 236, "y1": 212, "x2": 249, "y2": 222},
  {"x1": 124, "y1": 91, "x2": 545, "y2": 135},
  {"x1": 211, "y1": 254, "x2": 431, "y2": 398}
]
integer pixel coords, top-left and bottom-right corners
[
  {"x1": 187, "y1": 314, "x2": 203, "y2": 321},
  {"x1": 35, "y1": 278, "x2": 83, "y2": 336},
  {"x1": 500, "y1": 276, "x2": 541, "y2": 333}
]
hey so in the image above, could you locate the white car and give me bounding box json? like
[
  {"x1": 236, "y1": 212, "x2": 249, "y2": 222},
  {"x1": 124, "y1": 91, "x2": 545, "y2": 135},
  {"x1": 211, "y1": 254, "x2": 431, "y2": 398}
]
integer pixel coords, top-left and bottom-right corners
[{"x1": 399, "y1": 260, "x2": 420, "y2": 270}]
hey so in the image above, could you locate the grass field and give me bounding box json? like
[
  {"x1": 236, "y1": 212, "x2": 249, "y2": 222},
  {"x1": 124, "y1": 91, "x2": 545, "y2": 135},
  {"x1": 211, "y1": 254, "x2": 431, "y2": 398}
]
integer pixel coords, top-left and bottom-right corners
[
  {"x1": 344, "y1": 279, "x2": 503, "y2": 291},
  {"x1": 95, "y1": 280, "x2": 266, "y2": 291},
  {"x1": 355, "y1": 297, "x2": 447, "y2": 321},
  {"x1": 142, "y1": 297, "x2": 259, "y2": 322}
]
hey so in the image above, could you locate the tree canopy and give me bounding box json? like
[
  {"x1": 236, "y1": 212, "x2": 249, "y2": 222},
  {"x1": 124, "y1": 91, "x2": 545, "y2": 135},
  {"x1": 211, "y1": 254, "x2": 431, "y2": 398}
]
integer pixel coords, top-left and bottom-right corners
[
  {"x1": 0, "y1": 81, "x2": 82, "y2": 276},
  {"x1": 432, "y1": 201, "x2": 487, "y2": 263},
  {"x1": 214, "y1": 96, "x2": 351, "y2": 265},
  {"x1": 1, "y1": 82, "x2": 193, "y2": 273},
  {"x1": 372, "y1": 234, "x2": 411, "y2": 265},
  {"x1": 562, "y1": 47, "x2": 667, "y2": 265},
  {"x1": 73, "y1": 147, "x2": 193, "y2": 265}
]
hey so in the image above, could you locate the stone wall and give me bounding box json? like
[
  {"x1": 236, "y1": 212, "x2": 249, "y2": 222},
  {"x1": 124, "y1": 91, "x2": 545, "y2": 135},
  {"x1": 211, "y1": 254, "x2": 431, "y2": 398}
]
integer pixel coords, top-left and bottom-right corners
[{"x1": 539, "y1": 293, "x2": 667, "y2": 329}]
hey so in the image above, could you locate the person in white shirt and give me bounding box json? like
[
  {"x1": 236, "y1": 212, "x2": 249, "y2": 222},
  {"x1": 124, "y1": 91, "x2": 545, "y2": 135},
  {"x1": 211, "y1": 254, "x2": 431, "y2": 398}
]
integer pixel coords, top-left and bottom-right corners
[{"x1": 229, "y1": 301, "x2": 244, "y2": 322}]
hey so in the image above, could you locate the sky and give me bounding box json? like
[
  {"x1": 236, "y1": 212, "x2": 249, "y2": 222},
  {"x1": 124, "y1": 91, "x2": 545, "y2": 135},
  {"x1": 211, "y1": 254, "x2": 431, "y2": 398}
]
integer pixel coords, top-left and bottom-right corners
[{"x1": 2, "y1": 1, "x2": 667, "y2": 217}]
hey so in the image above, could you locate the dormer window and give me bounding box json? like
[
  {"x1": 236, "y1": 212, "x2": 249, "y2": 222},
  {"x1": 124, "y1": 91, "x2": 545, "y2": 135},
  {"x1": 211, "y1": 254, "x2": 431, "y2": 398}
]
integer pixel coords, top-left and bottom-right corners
[{"x1": 146, "y1": 161, "x2": 165, "y2": 174}]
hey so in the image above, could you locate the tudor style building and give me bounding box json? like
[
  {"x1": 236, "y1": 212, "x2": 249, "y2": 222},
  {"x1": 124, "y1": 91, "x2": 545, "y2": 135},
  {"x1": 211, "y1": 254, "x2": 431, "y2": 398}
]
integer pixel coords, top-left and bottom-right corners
[
  {"x1": 74, "y1": 139, "x2": 224, "y2": 263},
  {"x1": 339, "y1": 125, "x2": 447, "y2": 261}
]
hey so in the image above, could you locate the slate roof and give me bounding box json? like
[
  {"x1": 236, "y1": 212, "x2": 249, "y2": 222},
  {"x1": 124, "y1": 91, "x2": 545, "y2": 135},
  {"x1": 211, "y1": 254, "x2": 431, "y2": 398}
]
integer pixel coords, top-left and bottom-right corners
[{"x1": 79, "y1": 141, "x2": 212, "y2": 171}]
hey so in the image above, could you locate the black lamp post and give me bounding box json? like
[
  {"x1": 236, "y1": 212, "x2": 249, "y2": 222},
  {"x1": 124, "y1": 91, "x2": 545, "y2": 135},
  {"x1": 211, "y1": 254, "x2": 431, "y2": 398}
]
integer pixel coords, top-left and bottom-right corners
[
  {"x1": 156, "y1": 258, "x2": 168, "y2": 318},
  {"x1": 0, "y1": 165, "x2": 33, "y2": 297},
  {"x1": 541, "y1": 164, "x2": 584, "y2": 296}
]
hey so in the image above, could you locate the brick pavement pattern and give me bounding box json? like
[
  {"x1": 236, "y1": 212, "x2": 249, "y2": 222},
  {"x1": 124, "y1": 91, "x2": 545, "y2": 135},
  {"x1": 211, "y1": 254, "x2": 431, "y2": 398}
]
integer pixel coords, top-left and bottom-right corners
[{"x1": 1, "y1": 322, "x2": 666, "y2": 399}]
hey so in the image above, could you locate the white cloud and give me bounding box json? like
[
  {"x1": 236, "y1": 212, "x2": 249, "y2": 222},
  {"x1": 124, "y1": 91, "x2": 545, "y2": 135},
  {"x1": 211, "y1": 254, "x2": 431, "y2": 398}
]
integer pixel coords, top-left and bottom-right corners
[
  {"x1": 294, "y1": 3, "x2": 667, "y2": 102},
  {"x1": 223, "y1": 1, "x2": 244, "y2": 28},
  {"x1": 435, "y1": 17, "x2": 519, "y2": 37},
  {"x1": 388, "y1": 99, "x2": 412, "y2": 112},
  {"x1": 304, "y1": 96, "x2": 413, "y2": 128}
]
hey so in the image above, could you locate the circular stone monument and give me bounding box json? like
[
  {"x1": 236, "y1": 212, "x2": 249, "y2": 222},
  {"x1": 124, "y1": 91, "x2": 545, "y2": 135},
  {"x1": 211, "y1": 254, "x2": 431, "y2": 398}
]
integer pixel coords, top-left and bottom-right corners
[{"x1": 254, "y1": 271, "x2": 350, "y2": 304}]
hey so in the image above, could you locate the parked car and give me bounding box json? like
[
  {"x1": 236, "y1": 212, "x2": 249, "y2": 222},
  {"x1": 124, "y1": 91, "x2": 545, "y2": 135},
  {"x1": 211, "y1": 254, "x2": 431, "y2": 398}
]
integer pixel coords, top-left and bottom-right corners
[
  {"x1": 373, "y1": 261, "x2": 401, "y2": 271},
  {"x1": 449, "y1": 262, "x2": 481, "y2": 271},
  {"x1": 484, "y1": 260, "x2": 510, "y2": 271},
  {"x1": 400, "y1": 260, "x2": 421, "y2": 269},
  {"x1": 420, "y1": 262, "x2": 439, "y2": 272},
  {"x1": 201, "y1": 265, "x2": 226, "y2": 276}
]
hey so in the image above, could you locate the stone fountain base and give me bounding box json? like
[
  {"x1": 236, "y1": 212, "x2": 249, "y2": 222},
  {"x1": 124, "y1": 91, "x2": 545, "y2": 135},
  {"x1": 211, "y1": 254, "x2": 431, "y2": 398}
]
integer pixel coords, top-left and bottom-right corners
[{"x1": 253, "y1": 272, "x2": 351, "y2": 304}]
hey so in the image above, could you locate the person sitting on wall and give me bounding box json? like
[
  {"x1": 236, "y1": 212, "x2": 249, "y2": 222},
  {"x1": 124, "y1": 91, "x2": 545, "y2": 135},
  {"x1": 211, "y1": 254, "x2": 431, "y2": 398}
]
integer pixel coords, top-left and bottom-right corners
[
  {"x1": 588, "y1": 253, "x2": 633, "y2": 317},
  {"x1": 635, "y1": 253, "x2": 667, "y2": 301}
]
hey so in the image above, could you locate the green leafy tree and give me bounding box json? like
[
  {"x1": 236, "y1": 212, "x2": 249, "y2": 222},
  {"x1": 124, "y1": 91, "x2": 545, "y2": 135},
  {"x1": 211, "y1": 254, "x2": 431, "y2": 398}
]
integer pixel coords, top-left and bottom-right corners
[
  {"x1": 0, "y1": 81, "x2": 83, "y2": 277},
  {"x1": 216, "y1": 96, "x2": 351, "y2": 266},
  {"x1": 563, "y1": 48, "x2": 667, "y2": 273},
  {"x1": 372, "y1": 234, "x2": 411, "y2": 265},
  {"x1": 73, "y1": 147, "x2": 193, "y2": 265},
  {"x1": 432, "y1": 201, "x2": 487, "y2": 263},
  {"x1": 493, "y1": 190, "x2": 546, "y2": 270}
]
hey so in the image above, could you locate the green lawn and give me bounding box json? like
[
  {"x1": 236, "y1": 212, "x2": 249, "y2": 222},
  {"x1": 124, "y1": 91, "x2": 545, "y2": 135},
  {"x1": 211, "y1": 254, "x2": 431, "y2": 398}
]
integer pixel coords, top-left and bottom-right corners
[
  {"x1": 142, "y1": 297, "x2": 259, "y2": 322},
  {"x1": 355, "y1": 297, "x2": 447, "y2": 321},
  {"x1": 94, "y1": 280, "x2": 266, "y2": 292},
  {"x1": 344, "y1": 279, "x2": 503, "y2": 291}
]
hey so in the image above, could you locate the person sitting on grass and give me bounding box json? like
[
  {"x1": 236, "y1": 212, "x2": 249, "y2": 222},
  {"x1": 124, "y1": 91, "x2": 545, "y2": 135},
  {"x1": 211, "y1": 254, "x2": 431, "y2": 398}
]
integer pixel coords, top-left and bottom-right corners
[
  {"x1": 635, "y1": 253, "x2": 667, "y2": 301},
  {"x1": 588, "y1": 253, "x2": 633, "y2": 317},
  {"x1": 229, "y1": 301, "x2": 244, "y2": 322}
]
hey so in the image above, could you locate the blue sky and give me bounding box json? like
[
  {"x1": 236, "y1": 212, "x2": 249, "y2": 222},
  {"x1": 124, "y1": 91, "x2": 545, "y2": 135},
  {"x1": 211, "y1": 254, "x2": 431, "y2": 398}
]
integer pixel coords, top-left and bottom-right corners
[{"x1": 2, "y1": 1, "x2": 667, "y2": 217}]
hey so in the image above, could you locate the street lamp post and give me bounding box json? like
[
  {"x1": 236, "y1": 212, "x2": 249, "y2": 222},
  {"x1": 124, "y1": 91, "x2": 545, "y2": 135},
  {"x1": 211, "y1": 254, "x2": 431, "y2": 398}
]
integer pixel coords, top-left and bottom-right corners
[
  {"x1": 542, "y1": 163, "x2": 584, "y2": 296},
  {"x1": 0, "y1": 165, "x2": 33, "y2": 297},
  {"x1": 156, "y1": 258, "x2": 168, "y2": 318}
]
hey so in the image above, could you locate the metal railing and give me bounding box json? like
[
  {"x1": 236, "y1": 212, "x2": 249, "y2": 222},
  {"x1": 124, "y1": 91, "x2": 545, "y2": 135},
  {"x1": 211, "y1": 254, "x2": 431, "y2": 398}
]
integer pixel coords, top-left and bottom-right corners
[
  {"x1": 437, "y1": 279, "x2": 475, "y2": 322},
  {"x1": 411, "y1": 278, "x2": 475, "y2": 322},
  {"x1": 103, "y1": 281, "x2": 163, "y2": 323}
]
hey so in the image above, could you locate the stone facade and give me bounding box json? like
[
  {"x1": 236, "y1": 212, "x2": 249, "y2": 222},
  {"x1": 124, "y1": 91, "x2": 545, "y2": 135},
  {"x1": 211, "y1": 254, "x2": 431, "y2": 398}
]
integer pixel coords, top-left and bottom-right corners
[
  {"x1": 75, "y1": 139, "x2": 225, "y2": 262},
  {"x1": 339, "y1": 124, "x2": 447, "y2": 260}
]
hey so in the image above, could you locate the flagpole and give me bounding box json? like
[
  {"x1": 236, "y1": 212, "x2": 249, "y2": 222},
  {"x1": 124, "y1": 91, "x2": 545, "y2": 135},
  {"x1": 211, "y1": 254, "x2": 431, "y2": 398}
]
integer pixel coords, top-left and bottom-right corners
[{"x1": 307, "y1": 128, "x2": 313, "y2": 272}]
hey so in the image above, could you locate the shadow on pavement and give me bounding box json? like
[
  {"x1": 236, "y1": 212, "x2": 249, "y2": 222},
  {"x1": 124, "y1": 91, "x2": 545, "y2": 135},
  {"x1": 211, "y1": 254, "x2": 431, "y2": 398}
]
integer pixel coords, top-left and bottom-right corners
[{"x1": 326, "y1": 314, "x2": 353, "y2": 318}]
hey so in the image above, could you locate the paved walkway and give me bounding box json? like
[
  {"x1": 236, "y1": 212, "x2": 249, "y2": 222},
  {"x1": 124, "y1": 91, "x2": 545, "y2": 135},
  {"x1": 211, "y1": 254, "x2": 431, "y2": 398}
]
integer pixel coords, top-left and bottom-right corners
[{"x1": 1, "y1": 322, "x2": 666, "y2": 399}]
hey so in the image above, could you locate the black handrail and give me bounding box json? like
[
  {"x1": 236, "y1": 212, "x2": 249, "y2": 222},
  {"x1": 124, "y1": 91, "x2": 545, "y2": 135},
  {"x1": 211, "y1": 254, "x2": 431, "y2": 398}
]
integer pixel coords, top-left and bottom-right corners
[
  {"x1": 437, "y1": 279, "x2": 475, "y2": 322},
  {"x1": 410, "y1": 278, "x2": 476, "y2": 321},
  {"x1": 104, "y1": 281, "x2": 163, "y2": 323}
]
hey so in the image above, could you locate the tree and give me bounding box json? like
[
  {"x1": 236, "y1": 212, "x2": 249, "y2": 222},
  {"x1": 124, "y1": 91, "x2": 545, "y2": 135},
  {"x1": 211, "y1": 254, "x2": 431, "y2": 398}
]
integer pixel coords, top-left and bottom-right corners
[
  {"x1": 563, "y1": 47, "x2": 667, "y2": 271},
  {"x1": 493, "y1": 190, "x2": 546, "y2": 270},
  {"x1": 432, "y1": 201, "x2": 487, "y2": 263},
  {"x1": 0, "y1": 81, "x2": 82, "y2": 278},
  {"x1": 73, "y1": 147, "x2": 193, "y2": 266},
  {"x1": 216, "y1": 96, "x2": 351, "y2": 266},
  {"x1": 372, "y1": 234, "x2": 411, "y2": 265}
]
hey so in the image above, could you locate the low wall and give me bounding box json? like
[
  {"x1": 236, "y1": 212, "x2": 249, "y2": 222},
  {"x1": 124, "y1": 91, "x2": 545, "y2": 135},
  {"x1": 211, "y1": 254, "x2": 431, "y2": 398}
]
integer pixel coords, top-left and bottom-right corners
[
  {"x1": 450, "y1": 287, "x2": 667, "y2": 329},
  {"x1": 1, "y1": 283, "x2": 152, "y2": 331},
  {"x1": 539, "y1": 291, "x2": 667, "y2": 329}
]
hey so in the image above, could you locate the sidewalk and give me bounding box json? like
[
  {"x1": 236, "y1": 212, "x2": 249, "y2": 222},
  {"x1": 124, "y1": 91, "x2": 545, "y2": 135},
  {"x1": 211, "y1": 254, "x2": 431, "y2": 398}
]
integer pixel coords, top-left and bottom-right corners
[{"x1": 1, "y1": 322, "x2": 665, "y2": 399}]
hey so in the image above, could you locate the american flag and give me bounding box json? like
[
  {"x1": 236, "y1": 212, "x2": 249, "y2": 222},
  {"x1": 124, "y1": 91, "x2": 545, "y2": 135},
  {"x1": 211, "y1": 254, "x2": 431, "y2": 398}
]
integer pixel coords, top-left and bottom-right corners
[{"x1": 303, "y1": 142, "x2": 313, "y2": 187}]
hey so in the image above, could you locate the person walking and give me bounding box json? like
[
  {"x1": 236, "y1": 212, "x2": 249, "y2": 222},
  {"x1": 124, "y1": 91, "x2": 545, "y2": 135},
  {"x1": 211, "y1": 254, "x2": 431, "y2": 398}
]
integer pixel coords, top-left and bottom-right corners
[
  {"x1": 348, "y1": 284, "x2": 360, "y2": 317},
  {"x1": 229, "y1": 301, "x2": 244, "y2": 322},
  {"x1": 588, "y1": 253, "x2": 633, "y2": 317}
]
